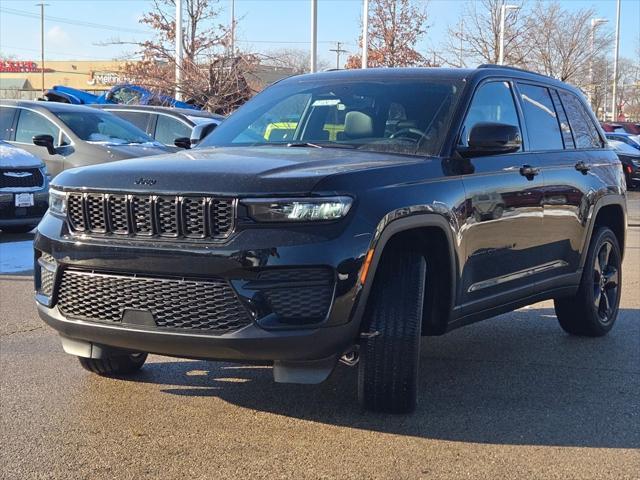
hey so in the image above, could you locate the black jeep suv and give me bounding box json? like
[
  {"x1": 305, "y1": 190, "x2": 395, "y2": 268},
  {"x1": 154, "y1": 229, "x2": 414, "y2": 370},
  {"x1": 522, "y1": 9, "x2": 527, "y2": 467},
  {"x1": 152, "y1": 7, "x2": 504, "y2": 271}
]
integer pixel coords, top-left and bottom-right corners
[{"x1": 35, "y1": 66, "x2": 627, "y2": 413}]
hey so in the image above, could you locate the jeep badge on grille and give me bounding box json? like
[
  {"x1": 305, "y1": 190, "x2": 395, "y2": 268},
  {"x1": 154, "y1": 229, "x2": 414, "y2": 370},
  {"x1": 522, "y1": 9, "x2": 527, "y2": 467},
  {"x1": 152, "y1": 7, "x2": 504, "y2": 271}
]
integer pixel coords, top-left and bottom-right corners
[{"x1": 134, "y1": 177, "x2": 157, "y2": 185}]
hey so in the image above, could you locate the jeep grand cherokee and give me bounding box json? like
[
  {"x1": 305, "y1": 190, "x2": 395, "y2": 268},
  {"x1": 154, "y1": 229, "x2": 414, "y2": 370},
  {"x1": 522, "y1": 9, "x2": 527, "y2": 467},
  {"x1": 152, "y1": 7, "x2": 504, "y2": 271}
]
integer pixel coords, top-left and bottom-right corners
[{"x1": 34, "y1": 66, "x2": 627, "y2": 413}]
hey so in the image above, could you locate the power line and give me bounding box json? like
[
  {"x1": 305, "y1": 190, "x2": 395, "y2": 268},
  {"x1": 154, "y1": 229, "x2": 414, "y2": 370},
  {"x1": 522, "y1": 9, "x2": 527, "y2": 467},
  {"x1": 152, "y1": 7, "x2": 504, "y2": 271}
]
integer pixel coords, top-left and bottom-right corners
[{"x1": 329, "y1": 41, "x2": 347, "y2": 69}]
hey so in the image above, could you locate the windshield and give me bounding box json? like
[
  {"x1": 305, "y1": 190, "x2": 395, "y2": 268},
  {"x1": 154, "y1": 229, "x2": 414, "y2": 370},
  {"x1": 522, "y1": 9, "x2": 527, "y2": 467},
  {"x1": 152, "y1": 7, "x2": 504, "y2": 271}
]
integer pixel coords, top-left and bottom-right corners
[
  {"x1": 198, "y1": 77, "x2": 464, "y2": 156},
  {"x1": 608, "y1": 140, "x2": 640, "y2": 155},
  {"x1": 54, "y1": 110, "x2": 155, "y2": 144}
]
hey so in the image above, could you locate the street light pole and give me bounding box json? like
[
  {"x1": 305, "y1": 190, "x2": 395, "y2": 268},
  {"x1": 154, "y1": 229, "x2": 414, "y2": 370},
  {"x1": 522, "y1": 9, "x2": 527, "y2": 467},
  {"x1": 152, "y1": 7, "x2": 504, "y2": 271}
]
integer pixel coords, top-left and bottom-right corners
[
  {"x1": 589, "y1": 18, "x2": 608, "y2": 107},
  {"x1": 230, "y1": 0, "x2": 235, "y2": 56},
  {"x1": 310, "y1": 0, "x2": 317, "y2": 73},
  {"x1": 175, "y1": 0, "x2": 183, "y2": 101},
  {"x1": 362, "y1": 0, "x2": 369, "y2": 69},
  {"x1": 611, "y1": 0, "x2": 621, "y2": 121},
  {"x1": 36, "y1": 3, "x2": 48, "y2": 95},
  {"x1": 498, "y1": 4, "x2": 519, "y2": 65}
]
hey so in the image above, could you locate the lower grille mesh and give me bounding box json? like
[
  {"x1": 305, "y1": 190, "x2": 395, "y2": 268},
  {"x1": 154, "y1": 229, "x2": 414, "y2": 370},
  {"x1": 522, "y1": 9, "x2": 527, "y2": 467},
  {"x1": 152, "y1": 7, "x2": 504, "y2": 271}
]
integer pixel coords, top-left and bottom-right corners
[{"x1": 57, "y1": 270, "x2": 252, "y2": 333}]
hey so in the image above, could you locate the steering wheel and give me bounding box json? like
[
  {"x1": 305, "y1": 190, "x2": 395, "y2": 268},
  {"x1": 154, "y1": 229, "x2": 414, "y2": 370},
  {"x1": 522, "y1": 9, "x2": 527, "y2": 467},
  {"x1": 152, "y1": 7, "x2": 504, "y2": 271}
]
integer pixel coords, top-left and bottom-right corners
[{"x1": 389, "y1": 128, "x2": 426, "y2": 143}]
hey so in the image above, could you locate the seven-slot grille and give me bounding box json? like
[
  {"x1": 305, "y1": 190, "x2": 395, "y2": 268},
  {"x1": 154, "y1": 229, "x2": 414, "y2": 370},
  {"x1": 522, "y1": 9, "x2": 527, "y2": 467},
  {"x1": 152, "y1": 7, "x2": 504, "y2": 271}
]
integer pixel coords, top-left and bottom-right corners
[
  {"x1": 66, "y1": 192, "x2": 235, "y2": 240},
  {"x1": 0, "y1": 168, "x2": 44, "y2": 188}
]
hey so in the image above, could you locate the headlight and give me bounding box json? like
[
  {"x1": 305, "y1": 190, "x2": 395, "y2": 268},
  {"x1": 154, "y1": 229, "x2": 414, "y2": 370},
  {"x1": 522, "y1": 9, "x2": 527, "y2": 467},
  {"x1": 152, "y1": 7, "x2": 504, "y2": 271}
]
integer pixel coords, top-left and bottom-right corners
[
  {"x1": 245, "y1": 196, "x2": 353, "y2": 222},
  {"x1": 48, "y1": 188, "x2": 67, "y2": 216}
]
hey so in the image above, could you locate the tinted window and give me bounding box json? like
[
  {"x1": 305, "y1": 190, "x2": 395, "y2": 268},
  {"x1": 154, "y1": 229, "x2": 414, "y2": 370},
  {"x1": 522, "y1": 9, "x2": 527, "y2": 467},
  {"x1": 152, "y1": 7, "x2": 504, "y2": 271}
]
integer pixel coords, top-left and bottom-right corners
[
  {"x1": 550, "y1": 89, "x2": 574, "y2": 149},
  {"x1": 113, "y1": 111, "x2": 150, "y2": 132},
  {"x1": 558, "y1": 91, "x2": 602, "y2": 149},
  {"x1": 518, "y1": 84, "x2": 563, "y2": 151},
  {"x1": 0, "y1": 107, "x2": 16, "y2": 140},
  {"x1": 15, "y1": 109, "x2": 60, "y2": 145},
  {"x1": 461, "y1": 81, "x2": 520, "y2": 147},
  {"x1": 199, "y1": 79, "x2": 464, "y2": 157},
  {"x1": 155, "y1": 115, "x2": 191, "y2": 144}
]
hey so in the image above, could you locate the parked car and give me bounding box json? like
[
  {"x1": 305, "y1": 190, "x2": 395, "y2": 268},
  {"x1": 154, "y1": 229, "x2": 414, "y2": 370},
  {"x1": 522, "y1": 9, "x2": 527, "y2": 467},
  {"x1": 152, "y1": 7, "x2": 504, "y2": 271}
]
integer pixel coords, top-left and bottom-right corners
[
  {"x1": 608, "y1": 139, "x2": 640, "y2": 189},
  {"x1": 35, "y1": 66, "x2": 626, "y2": 413},
  {"x1": 0, "y1": 141, "x2": 49, "y2": 233},
  {"x1": 0, "y1": 100, "x2": 172, "y2": 177},
  {"x1": 604, "y1": 132, "x2": 640, "y2": 151},
  {"x1": 91, "y1": 104, "x2": 225, "y2": 148},
  {"x1": 44, "y1": 84, "x2": 200, "y2": 110},
  {"x1": 601, "y1": 122, "x2": 640, "y2": 135}
]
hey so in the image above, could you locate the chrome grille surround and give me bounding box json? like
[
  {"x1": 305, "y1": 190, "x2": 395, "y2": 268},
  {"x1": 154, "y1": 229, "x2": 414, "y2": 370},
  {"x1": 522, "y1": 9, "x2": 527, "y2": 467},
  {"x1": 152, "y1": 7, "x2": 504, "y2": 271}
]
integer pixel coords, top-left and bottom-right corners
[{"x1": 65, "y1": 191, "x2": 236, "y2": 241}]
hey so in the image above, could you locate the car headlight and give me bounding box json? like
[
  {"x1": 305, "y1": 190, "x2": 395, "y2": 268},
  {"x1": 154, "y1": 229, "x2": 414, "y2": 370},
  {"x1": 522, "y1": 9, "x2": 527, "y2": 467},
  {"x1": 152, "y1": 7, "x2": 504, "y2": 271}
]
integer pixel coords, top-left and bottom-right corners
[
  {"x1": 48, "y1": 188, "x2": 67, "y2": 216},
  {"x1": 245, "y1": 196, "x2": 353, "y2": 222}
]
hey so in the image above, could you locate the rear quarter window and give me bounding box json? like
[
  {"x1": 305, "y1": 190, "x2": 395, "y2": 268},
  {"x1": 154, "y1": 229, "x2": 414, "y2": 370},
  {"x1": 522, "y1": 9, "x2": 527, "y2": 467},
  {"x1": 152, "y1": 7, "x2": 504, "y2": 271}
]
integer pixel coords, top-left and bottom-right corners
[{"x1": 557, "y1": 90, "x2": 602, "y2": 149}]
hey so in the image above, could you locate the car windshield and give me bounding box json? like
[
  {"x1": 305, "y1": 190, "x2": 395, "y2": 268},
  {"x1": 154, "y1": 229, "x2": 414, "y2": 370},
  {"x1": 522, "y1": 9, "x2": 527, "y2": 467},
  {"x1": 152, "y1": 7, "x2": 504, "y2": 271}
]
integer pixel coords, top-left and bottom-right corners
[
  {"x1": 198, "y1": 77, "x2": 464, "y2": 156},
  {"x1": 608, "y1": 140, "x2": 639, "y2": 155},
  {"x1": 54, "y1": 110, "x2": 155, "y2": 144}
]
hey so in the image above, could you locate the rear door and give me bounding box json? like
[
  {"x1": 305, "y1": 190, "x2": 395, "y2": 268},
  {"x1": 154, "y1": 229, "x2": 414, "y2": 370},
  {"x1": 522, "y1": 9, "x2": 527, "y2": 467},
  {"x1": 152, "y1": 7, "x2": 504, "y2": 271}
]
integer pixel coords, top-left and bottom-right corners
[{"x1": 458, "y1": 80, "x2": 545, "y2": 306}]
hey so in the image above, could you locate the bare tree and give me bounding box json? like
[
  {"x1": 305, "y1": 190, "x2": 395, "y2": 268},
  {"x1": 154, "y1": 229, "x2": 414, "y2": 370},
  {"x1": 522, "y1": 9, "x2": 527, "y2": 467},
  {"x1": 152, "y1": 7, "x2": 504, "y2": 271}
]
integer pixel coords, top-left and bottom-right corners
[
  {"x1": 523, "y1": 1, "x2": 613, "y2": 84},
  {"x1": 118, "y1": 0, "x2": 256, "y2": 112},
  {"x1": 445, "y1": 0, "x2": 530, "y2": 67},
  {"x1": 262, "y1": 48, "x2": 330, "y2": 74},
  {"x1": 345, "y1": 0, "x2": 431, "y2": 68}
]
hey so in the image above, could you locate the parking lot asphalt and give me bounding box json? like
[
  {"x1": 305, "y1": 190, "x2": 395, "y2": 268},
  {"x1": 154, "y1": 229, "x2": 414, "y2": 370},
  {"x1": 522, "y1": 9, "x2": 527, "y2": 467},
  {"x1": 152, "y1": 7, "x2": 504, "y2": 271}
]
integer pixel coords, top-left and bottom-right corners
[{"x1": 1, "y1": 193, "x2": 639, "y2": 479}]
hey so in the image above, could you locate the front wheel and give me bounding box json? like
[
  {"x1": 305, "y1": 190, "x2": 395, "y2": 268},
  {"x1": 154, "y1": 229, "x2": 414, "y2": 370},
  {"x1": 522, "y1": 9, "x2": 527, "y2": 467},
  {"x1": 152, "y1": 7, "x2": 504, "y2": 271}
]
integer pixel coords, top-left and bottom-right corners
[
  {"x1": 78, "y1": 352, "x2": 148, "y2": 375},
  {"x1": 554, "y1": 227, "x2": 622, "y2": 336},
  {"x1": 358, "y1": 247, "x2": 426, "y2": 413}
]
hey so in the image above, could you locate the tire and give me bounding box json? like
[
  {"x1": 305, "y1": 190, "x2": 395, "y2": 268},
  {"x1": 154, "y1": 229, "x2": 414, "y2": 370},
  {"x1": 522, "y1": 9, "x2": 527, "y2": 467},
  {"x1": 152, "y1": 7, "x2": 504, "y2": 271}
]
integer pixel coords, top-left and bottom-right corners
[
  {"x1": 358, "y1": 247, "x2": 426, "y2": 413},
  {"x1": 1, "y1": 225, "x2": 35, "y2": 234},
  {"x1": 554, "y1": 227, "x2": 622, "y2": 337},
  {"x1": 78, "y1": 352, "x2": 148, "y2": 375}
]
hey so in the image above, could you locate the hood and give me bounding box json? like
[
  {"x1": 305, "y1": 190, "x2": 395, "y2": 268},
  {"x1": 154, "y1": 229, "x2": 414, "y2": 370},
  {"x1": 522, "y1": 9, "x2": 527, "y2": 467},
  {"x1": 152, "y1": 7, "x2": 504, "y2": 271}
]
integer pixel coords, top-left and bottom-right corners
[
  {"x1": 89, "y1": 142, "x2": 171, "y2": 161},
  {"x1": 0, "y1": 142, "x2": 45, "y2": 169},
  {"x1": 53, "y1": 146, "x2": 424, "y2": 195}
]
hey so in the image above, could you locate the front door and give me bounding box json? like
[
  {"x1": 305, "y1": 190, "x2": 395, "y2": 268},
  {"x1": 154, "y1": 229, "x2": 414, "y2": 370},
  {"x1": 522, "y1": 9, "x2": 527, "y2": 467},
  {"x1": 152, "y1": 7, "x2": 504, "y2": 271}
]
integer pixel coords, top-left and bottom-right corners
[{"x1": 458, "y1": 80, "x2": 545, "y2": 306}]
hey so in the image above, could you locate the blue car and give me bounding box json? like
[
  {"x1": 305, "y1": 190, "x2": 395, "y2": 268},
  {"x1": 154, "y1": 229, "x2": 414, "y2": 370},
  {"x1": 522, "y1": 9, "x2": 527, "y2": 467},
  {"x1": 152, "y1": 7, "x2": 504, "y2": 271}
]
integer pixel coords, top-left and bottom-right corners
[
  {"x1": 604, "y1": 132, "x2": 640, "y2": 151},
  {"x1": 43, "y1": 84, "x2": 200, "y2": 110}
]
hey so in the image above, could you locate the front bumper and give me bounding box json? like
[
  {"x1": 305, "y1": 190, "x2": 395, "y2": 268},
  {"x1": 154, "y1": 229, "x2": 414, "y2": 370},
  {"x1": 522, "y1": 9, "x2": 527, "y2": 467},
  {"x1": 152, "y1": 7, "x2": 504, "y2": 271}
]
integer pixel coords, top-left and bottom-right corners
[
  {"x1": 0, "y1": 190, "x2": 48, "y2": 227},
  {"x1": 34, "y1": 211, "x2": 374, "y2": 364}
]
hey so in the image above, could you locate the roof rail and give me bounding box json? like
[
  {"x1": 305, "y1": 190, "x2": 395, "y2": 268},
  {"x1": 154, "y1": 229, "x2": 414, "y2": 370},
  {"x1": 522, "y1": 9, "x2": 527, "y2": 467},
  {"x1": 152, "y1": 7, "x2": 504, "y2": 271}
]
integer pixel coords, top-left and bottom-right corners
[{"x1": 477, "y1": 64, "x2": 552, "y2": 79}]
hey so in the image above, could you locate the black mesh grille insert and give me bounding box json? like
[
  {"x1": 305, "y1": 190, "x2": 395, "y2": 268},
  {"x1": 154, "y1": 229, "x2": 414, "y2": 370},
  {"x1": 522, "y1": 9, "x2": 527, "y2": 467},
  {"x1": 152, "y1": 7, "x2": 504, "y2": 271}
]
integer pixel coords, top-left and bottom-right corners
[
  {"x1": 0, "y1": 168, "x2": 44, "y2": 188},
  {"x1": 65, "y1": 192, "x2": 234, "y2": 240},
  {"x1": 57, "y1": 270, "x2": 252, "y2": 333}
]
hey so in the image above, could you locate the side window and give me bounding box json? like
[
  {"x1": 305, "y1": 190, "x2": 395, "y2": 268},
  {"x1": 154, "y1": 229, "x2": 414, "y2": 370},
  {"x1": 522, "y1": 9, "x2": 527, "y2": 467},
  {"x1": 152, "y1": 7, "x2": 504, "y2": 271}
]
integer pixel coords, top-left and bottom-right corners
[
  {"x1": 154, "y1": 115, "x2": 191, "y2": 144},
  {"x1": 558, "y1": 90, "x2": 602, "y2": 149},
  {"x1": 460, "y1": 81, "x2": 521, "y2": 148},
  {"x1": 115, "y1": 111, "x2": 150, "y2": 132},
  {"x1": 518, "y1": 84, "x2": 563, "y2": 151},
  {"x1": 0, "y1": 107, "x2": 16, "y2": 140},
  {"x1": 111, "y1": 87, "x2": 142, "y2": 105},
  {"x1": 15, "y1": 109, "x2": 60, "y2": 145},
  {"x1": 550, "y1": 89, "x2": 575, "y2": 149}
]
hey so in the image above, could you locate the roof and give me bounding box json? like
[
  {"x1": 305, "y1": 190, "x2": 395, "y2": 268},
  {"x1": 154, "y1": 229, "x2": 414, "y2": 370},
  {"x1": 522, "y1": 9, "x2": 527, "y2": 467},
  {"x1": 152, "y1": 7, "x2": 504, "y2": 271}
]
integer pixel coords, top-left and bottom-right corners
[
  {"x1": 0, "y1": 78, "x2": 33, "y2": 89},
  {"x1": 91, "y1": 104, "x2": 225, "y2": 120},
  {"x1": 0, "y1": 99, "x2": 106, "y2": 113}
]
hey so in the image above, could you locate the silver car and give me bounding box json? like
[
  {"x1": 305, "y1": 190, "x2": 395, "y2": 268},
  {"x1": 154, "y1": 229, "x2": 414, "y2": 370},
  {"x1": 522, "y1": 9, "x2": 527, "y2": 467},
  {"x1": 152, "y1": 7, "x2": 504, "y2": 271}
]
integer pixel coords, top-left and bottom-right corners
[{"x1": 0, "y1": 100, "x2": 171, "y2": 177}]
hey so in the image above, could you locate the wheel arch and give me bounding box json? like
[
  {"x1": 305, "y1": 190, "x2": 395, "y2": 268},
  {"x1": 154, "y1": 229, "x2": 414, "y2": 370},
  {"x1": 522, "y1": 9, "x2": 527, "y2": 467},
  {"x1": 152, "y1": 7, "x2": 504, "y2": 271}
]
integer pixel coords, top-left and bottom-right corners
[
  {"x1": 353, "y1": 214, "x2": 458, "y2": 336},
  {"x1": 582, "y1": 196, "x2": 627, "y2": 268}
]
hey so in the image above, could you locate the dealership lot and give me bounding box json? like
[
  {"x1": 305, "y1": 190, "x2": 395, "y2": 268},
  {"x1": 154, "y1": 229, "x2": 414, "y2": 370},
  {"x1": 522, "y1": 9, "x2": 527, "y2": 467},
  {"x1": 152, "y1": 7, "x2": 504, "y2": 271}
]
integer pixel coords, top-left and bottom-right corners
[{"x1": 1, "y1": 193, "x2": 639, "y2": 479}]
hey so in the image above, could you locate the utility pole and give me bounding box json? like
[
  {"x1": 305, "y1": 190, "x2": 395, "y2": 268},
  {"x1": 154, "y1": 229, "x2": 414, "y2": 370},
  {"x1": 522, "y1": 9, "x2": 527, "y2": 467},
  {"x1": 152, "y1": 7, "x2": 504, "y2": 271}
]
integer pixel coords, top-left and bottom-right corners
[
  {"x1": 458, "y1": 18, "x2": 464, "y2": 68},
  {"x1": 362, "y1": 0, "x2": 369, "y2": 69},
  {"x1": 589, "y1": 18, "x2": 608, "y2": 107},
  {"x1": 36, "y1": 3, "x2": 48, "y2": 95},
  {"x1": 611, "y1": 0, "x2": 621, "y2": 121},
  {"x1": 498, "y1": 4, "x2": 519, "y2": 65},
  {"x1": 310, "y1": 0, "x2": 317, "y2": 73},
  {"x1": 230, "y1": 0, "x2": 235, "y2": 56},
  {"x1": 175, "y1": 0, "x2": 183, "y2": 101},
  {"x1": 329, "y1": 42, "x2": 347, "y2": 69}
]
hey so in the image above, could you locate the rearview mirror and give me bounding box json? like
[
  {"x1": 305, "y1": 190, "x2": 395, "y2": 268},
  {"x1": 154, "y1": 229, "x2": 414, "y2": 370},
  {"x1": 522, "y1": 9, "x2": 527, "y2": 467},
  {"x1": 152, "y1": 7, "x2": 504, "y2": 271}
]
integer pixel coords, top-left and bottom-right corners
[
  {"x1": 174, "y1": 137, "x2": 191, "y2": 149},
  {"x1": 459, "y1": 122, "x2": 521, "y2": 157},
  {"x1": 33, "y1": 134, "x2": 56, "y2": 155}
]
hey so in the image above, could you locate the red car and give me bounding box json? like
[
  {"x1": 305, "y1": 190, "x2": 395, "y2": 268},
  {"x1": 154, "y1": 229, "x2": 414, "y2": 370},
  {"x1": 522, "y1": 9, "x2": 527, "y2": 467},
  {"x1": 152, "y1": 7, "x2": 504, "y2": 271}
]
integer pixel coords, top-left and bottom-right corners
[{"x1": 601, "y1": 122, "x2": 640, "y2": 134}]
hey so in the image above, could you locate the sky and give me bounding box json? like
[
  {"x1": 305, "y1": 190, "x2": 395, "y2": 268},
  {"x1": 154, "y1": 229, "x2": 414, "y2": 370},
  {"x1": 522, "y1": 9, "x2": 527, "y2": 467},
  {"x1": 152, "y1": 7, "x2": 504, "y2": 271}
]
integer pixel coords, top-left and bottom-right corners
[{"x1": 0, "y1": 0, "x2": 638, "y2": 66}]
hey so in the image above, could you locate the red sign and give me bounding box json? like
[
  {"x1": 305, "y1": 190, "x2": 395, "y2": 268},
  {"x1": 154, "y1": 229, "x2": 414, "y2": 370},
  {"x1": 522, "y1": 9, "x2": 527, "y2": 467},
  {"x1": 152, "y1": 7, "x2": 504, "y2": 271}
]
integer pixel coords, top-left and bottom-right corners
[{"x1": 0, "y1": 60, "x2": 53, "y2": 73}]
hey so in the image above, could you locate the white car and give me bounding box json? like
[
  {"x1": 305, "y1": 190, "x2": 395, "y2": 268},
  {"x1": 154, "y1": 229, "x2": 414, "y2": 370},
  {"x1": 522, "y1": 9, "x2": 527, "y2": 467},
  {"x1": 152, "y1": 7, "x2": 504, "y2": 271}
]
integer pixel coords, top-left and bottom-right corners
[{"x1": 0, "y1": 141, "x2": 49, "y2": 233}]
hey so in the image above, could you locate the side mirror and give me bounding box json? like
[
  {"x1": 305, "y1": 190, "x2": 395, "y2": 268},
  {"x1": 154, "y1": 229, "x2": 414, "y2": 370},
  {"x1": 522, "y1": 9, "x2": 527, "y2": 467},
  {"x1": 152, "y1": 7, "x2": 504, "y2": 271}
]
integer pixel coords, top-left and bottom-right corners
[
  {"x1": 33, "y1": 134, "x2": 56, "y2": 155},
  {"x1": 174, "y1": 137, "x2": 191, "y2": 149},
  {"x1": 459, "y1": 122, "x2": 522, "y2": 157}
]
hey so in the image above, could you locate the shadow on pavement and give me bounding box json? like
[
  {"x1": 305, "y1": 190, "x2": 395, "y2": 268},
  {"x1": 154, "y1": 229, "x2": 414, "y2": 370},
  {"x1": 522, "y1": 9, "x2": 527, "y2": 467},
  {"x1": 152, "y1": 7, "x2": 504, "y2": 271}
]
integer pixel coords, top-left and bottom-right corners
[{"x1": 115, "y1": 307, "x2": 640, "y2": 449}]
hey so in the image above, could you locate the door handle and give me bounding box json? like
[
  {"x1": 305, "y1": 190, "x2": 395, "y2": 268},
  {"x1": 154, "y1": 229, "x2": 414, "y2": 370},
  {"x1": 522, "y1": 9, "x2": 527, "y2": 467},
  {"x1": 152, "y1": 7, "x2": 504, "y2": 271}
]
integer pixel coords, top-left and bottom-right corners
[
  {"x1": 575, "y1": 161, "x2": 591, "y2": 174},
  {"x1": 519, "y1": 165, "x2": 540, "y2": 180}
]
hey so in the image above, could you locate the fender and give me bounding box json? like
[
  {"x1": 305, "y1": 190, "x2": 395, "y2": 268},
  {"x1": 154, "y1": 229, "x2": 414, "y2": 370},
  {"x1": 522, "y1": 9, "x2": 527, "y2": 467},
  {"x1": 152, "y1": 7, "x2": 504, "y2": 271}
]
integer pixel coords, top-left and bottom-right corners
[
  {"x1": 348, "y1": 212, "x2": 459, "y2": 332},
  {"x1": 578, "y1": 193, "x2": 627, "y2": 270}
]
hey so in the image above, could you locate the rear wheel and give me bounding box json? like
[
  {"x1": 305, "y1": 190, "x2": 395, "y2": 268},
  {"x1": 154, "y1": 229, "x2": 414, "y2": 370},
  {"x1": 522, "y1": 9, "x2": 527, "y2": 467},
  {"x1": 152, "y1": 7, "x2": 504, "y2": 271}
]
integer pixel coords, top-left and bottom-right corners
[
  {"x1": 78, "y1": 352, "x2": 147, "y2": 375},
  {"x1": 358, "y1": 247, "x2": 426, "y2": 413},
  {"x1": 554, "y1": 227, "x2": 621, "y2": 336}
]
